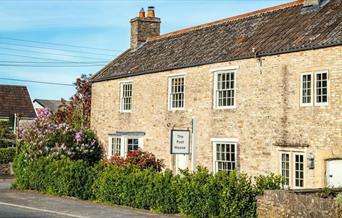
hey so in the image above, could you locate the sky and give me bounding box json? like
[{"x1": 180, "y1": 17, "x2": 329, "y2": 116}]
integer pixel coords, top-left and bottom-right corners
[{"x1": 0, "y1": 0, "x2": 289, "y2": 101}]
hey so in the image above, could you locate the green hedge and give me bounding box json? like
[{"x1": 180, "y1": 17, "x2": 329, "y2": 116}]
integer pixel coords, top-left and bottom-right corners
[
  {"x1": 13, "y1": 156, "x2": 283, "y2": 217},
  {"x1": 0, "y1": 120, "x2": 16, "y2": 148},
  {"x1": 92, "y1": 165, "x2": 179, "y2": 213},
  {"x1": 13, "y1": 154, "x2": 99, "y2": 200},
  {"x1": 0, "y1": 147, "x2": 16, "y2": 164}
]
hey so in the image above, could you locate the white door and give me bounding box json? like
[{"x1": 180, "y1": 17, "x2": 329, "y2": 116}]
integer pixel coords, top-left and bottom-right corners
[
  {"x1": 175, "y1": 154, "x2": 188, "y2": 174},
  {"x1": 327, "y1": 160, "x2": 342, "y2": 187}
]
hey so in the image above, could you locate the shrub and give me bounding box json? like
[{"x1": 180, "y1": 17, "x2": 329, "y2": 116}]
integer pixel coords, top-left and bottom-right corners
[
  {"x1": 92, "y1": 165, "x2": 178, "y2": 213},
  {"x1": 13, "y1": 155, "x2": 98, "y2": 200},
  {"x1": 219, "y1": 171, "x2": 256, "y2": 218},
  {"x1": 106, "y1": 149, "x2": 164, "y2": 172},
  {"x1": 0, "y1": 120, "x2": 16, "y2": 148},
  {"x1": 19, "y1": 108, "x2": 102, "y2": 165},
  {"x1": 177, "y1": 168, "x2": 257, "y2": 218},
  {"x1": 13, "y1": 148, "x2": 283, "y2": 217},
  {"x1": 254, "y1": 173, "x2": 284, "y2": 194},
  {"x1": 0, "y1": 147, "x2": 16, "y2": 164},
  {"x1": 177, "y1": 167, "x2": 219, "y2": 217}
]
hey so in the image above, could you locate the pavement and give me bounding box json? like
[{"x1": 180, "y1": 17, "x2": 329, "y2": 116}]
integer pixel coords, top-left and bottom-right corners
[{"x1": 0, "y1": 178, "x2": 177, "y2": 218}]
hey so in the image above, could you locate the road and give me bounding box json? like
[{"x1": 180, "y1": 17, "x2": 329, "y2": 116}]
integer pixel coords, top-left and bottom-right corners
[{"x1": 0, "y1": 178, "x2": 176, "y2": 218}]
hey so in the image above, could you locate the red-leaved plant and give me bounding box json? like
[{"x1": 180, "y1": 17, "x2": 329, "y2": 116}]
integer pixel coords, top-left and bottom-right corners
[
  {"x1": 107, "y1": 149, "x2": 164, "y2": 172},
  {"x1": 54, "y1": 74, "x2": 92, "y2": 129}
]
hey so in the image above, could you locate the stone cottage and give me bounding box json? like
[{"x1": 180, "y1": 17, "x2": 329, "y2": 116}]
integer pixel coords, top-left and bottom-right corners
[{"x1": 91, "y1": 0, "x2": 342, "y2": 189}]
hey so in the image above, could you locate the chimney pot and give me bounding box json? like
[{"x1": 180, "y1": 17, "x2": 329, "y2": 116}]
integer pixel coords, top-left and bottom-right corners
[
  {"x1": 147, "y1": 6, "x2": 155, "y2": 17},
  {"x1": 139, "y1": 8, "x2": 145, "y2": 18},
  {"x1": 130, "y1": 6, "x2": 160, "y2": 49}
]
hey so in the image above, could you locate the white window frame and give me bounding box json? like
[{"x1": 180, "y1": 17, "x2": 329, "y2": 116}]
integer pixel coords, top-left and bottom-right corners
[
  {"x1": 110, "y1": 137, "x2": 122, "y2": 157},
  {"x1": 300, "y1": 72, "x2": 313, "y2": 107},
  {"x1": 120, "y1": 81, "x2": 133, "y2": 113},
  {"x1": 300, "y1": 71, "x2": 329, "y2": 107},
  {"x1": 279, "y1": 152, "x2": 291, "y2": 188},
  {"x1": 314, "y1": 71, "x2": 329, "y2": 106},
  {"x1": 278, "y1": 150, "x2": 306, "y2": 189},
  {"x1": 168, "y1": 75, "x2": 185, "y2": 111},
  {"x1": 213, "y1": 69, "x2": 237, "y2": 110},
  {"x1": 108, "y1": 135, "x2": 143, "y2": 158},
  {"x1": 212, "y1": 138, "x2": 238, "y2": 173},
  {"x1": 293, "y1": 152, "x2": 305, "y2": 188}
]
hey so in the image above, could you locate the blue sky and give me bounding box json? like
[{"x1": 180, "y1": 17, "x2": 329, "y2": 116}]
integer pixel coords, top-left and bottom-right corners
[{"x1": 0, "y1": 0, "x2": 288, "y2": 100}]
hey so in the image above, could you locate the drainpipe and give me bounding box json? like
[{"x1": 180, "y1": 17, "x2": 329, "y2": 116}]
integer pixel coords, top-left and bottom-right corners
[{"x1": 191, "y1": 116, "x2": 197, "y2": 172}]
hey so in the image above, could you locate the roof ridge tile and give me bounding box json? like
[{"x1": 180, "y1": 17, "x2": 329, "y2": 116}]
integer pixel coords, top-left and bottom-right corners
[{"x1": 149, "y1": 0, "x2": 304, "y2": 42}]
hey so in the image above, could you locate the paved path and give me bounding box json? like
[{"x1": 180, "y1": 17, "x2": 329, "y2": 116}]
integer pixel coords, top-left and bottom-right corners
[{"x1": 0, "y1": 179, "x2": 176, "y2": 218}]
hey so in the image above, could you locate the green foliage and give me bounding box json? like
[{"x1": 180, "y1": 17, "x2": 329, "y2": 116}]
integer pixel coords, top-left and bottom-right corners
[
  {"x1": 19, "y1": 109, "x2": 102, "y2": 165},
  {"x1": 254, "y1": 173, "x2": 284, "y2": 194},
  {"x1": 0, "y1": 120, "x2": 16, "y2": 148},
  {"x1": 219, "y1": 171, "x2": 256, "y2": 218},
  {"x1": 336, "y1": 193, "x2": 342, "y2": 205},
  {"x1": 13, "y1": 153, "x2": 283, "y2": 217},
  {"x1": 92, "y1": 165, "x2": 179, "y2": 213},
  {"x1": 176, "y1": 168, "x2": 257, "y2": 218},
  {"x1": 13, "y1": 155, "x2": 99, "y2": 200},
  {"x1": 321, "y1": 186, "x2": 334, "y2": 198},
  {"x1": 0, "y1": 147, "x2": 16, "y2": 164},
  {"x1": 177, "y1": 167, "x2": 219, "y2": 217}
]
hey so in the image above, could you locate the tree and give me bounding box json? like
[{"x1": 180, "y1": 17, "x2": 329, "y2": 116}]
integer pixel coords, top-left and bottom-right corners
[{"x1": 54, "y1": 74, "x2": 92, "y2": 129}]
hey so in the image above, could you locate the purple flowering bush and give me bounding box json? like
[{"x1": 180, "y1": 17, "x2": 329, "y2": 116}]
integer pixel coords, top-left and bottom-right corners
[{"x1": 19, "y1": 108, "x2": 102, "y2": 165}]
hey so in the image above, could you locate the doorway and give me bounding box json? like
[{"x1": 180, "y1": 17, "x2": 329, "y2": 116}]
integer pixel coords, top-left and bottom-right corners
[
  {"x1": 327, "y1": 159, "x2": 342, "y2": 187},
  {"x1": 175, "y1": 154, "x2": 188, "y2": 174}
]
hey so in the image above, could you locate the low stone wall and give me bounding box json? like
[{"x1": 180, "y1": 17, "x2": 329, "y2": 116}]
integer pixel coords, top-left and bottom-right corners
[
  {"x1": 0, "y1": 163, "x2": 11, "y2": 176},
  {"x1": 257, "y1": 190, "x2": 342, "y2": 218}
]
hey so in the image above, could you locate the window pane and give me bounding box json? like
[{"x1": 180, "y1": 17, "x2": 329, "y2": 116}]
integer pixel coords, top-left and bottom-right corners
[
  {"x1": 127, "y1": 138, "x2": 139, "y2": 152},
  {"x1": 121, "y1": 83, "x2": 132, "y2": 111},
  {"x1": 111, "y1": 137, "x2": 121, "y2": 156},
  {"x1": 294, "y1": 154, "x2": 304, "y2": 187},
  {"x1": 170, "y1": 77, "x2": 185, "y2": 109},
  {"x1": 301, "y1": 74, "x2": 312, "y2": 104},
  {"x1": 315, "y1": 72, "x2": 328, "y2": 104},
  {"x1": 216, "y1": 72, "x2": 235, "y2": 107},
  {"x1": 281, "y1": 153, "x2": 290, "y2": 186},
  {"x1": 215, "y1": 143, "x2": 236, "y2": 173}
]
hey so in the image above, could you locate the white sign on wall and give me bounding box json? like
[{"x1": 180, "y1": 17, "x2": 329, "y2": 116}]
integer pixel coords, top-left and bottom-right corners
[{"x1": 171, "y1": 129, "x2": 190, "y2": 154}]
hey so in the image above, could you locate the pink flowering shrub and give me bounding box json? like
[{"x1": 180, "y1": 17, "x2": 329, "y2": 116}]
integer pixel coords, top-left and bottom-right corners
[{"x1": 19, "y1": 108, "x2": 102, "y2": 165}]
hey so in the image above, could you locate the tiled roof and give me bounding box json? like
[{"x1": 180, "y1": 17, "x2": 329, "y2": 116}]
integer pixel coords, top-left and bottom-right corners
[
  {"x1": 33, "y1": 99, "x2": 64, "y2": 113},
  {"x1": 0, "y1": 84, "x2": 36, "y2": 118},
  {"x1": 92, "y1": 0, "x2": 342, "y2": 82}
]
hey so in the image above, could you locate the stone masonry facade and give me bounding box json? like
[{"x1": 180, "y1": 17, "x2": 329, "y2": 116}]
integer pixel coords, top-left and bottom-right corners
[{"x1": 91, "y1": 45, "x2": 342, "y2": 188}]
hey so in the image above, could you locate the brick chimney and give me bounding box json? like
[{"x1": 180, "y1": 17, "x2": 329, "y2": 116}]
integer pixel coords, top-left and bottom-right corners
[{"x1": 130, "y1": 6, "x2": 161, "y2": 49}]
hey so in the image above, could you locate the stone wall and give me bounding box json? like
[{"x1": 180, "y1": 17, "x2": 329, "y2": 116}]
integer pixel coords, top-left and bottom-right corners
[
  {"x1": 257, "y1": 190, "x2": 342, "y2": 218},
  {"x1": 91, "y1": 46, "x2": 342, "y2": 188}
]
